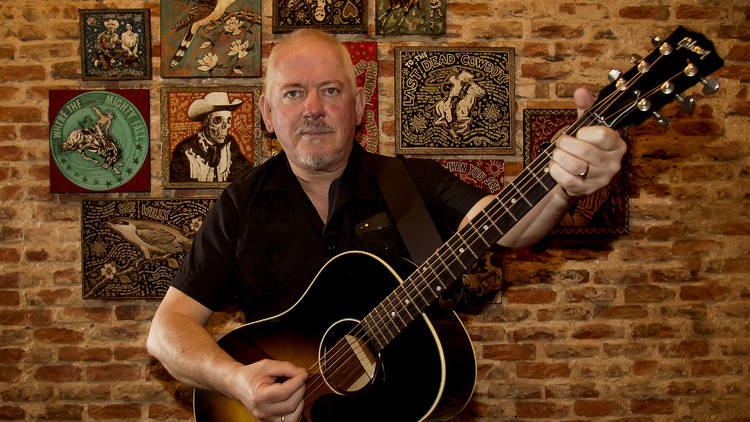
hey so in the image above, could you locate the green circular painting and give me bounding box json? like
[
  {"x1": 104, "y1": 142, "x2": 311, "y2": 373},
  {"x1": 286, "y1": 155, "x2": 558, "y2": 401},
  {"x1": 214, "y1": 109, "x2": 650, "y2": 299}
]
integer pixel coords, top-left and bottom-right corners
[{"x1": 49, "y1": 91, "x2": 149, "y2": 191}]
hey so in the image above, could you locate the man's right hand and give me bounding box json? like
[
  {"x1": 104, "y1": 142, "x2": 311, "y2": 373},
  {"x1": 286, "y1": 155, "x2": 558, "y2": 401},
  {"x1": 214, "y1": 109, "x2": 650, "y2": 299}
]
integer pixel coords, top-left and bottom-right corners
[{"x1": 231, "y1": 359, "x2": 308, "y2": 422}]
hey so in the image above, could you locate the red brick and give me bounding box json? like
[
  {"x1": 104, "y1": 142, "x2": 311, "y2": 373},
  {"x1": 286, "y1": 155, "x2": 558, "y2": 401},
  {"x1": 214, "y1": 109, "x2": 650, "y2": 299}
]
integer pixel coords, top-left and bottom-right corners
[
  {"x1": 531, "y1": 23, "x2": 584, "y2": 38},
  {"x1": 58, "y1": 347, "x2": 112, "y2": 362},
  {"x1": 34, "y1": 365, "x2": 82, "y2": 382},
  {"x1": 504, "y1": 288, "x2": 556, "y2": 304},
  {"x1": 0, "y1": 348, "x2": 24, "y2": 363},
  {"x1": 633, "y1": 323, "x2": 676, "y2": 338},
  {"x1": 619, "y1": 6, "x2": 669, "y2": 20},
  {"x1": 87, "y1": 364, "x2": 141, "y2": 381},
  {"x1": 0, "y1": 65, "x2": 45, "y2": 81},
  {"x1": 515, "y1": 401, "x2": 560, "y2": 418},
  {"x1": 0, "y1": 106, "x2": 42, "y2": 123},
  {"x1": 0, "y1": 405, "x2": 25, "y2": 420},
  {"x1": 631, "y1": 398, "x2": 674, "y2": 414},
  {"x1": 517, "y1": 362, "x2": 570, "y2": 379},
  {"x1": 675, "y1": 5, "x2": 723, "y2": 20},
  {"x1": 659, "y1": 340, "x2": 709, "y2": 358},
  {"x1": 62, "y1": 306, "x2": 110, "y2": 322},
  {"x1": 624, "y1": 285, "x2": 674, "y2": 303},
  {"x1": 483, "y1": 344, "x2": 535, "y2": 361},
  {"x1": 680, "y1": 284, "x2": 730, "y2": 301},
  {"x1": 34, "y1": 328, "x2": 84, "y2": 344},
  {"x1": 24, "y1": 249, "x2": 48, "y2": 262},
  {"x1": 148, "y1": 403, "x2": 192, "y2": 419},
  {"x1": 633, "y1": 360, "x2": 658, "y2": 375},
  {"x1": 575, "y1": 399, "x2": 618, "y2": 417},
  {"x1": 572, "y1": 324, "x2": 616, "y2": 339},
  {"x1": 39, "y1": 404, "x2": 83, "y2": 420},
  {"x1": 114, "y1": 346, "x2": 151, "y2": 361},
  {"x1": 448, "y1": 3, "x2": 491, "y2": 16},
  {"x1": 88, "y1": 403, "x2": 141, "y2": 419},
  {"x1": 595, "y1": 305, "x2": 648, "y2": 319},
  {"x1": 35, "y1": 289, "x2": 73, "y2": 305},
  {"x1": 0, "y1": 248, "x2": 21, "y2": 264},
  {"x1": 0, "y1": 366, "x2": 22, "y2": 382}
]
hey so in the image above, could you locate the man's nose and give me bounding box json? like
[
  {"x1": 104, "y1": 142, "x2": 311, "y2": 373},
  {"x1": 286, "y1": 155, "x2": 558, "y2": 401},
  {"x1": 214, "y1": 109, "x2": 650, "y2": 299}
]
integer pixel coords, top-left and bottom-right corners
[{"x1": 302, "y1": 91, "x2": 325, "y2": 119}]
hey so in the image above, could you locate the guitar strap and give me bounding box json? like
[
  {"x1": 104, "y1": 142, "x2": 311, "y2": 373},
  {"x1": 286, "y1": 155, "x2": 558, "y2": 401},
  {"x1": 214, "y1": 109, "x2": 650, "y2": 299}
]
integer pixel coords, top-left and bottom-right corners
[{"x1": 370, "y1": 155, "x2": 443, "y2": 265}]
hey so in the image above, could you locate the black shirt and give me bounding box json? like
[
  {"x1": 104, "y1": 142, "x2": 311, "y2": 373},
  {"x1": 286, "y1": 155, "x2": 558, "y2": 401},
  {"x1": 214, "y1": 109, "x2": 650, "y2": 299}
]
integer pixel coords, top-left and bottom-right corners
[{"x1": 172, "y1": 144, "x2": 486, "y2": 321}]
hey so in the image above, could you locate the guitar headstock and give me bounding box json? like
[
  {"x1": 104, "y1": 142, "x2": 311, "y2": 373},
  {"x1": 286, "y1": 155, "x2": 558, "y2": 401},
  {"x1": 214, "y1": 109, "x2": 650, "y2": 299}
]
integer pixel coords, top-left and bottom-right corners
[{"x1": 591, "y1": 26, "x2": 724, "y2": 129}]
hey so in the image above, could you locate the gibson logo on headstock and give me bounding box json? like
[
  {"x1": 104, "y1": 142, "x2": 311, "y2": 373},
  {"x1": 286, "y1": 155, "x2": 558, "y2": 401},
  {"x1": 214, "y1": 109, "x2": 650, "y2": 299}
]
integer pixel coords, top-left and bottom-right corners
[{"x1": 677, "y1": 37, "x2": 711, "y2": 60}]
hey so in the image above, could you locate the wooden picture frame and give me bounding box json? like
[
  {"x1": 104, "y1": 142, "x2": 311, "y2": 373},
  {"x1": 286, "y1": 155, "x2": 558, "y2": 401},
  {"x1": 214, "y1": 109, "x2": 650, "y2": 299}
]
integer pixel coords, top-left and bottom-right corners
[
  {"x1": 79, "y1": 9, "x2": 152, "y2": 81},
  {"x1": 81, "y1": 198, "x2": 216, "y2": 299},
  {"x1": 160, "y1": 0, "x2": 262, "y2": 78},
  {"x1": 395, "y1": 46, "x2": 515, "y2": 156},
  {"x1": 523, "y1": 108, "x2": 630, "y2": 236},
  {"x1": 272, "y1": 0, "x2": 366, "y2": 33},
  {"x1": 48, "y1": 89, "x2": 150, "y2": 193},
  {"x1": 160, "y1": 86, "x2": 264, "y2": 189}
]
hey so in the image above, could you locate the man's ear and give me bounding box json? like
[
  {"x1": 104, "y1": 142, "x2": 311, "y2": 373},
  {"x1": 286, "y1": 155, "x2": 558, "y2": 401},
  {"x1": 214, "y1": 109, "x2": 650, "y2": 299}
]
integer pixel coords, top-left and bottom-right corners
[
  {"x1": 354, "y1": 87, "x2": 366, "y2": 125},
  {"x1": 259, "y1": 94, "x2": 274, "y2": 134}
]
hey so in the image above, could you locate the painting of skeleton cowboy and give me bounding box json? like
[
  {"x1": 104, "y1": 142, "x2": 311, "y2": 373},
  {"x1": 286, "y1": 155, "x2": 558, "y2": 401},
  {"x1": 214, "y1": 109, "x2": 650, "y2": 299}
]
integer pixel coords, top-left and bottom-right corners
[{"x1": 161, "y1": 87, "x2": 264, "y2": 188}]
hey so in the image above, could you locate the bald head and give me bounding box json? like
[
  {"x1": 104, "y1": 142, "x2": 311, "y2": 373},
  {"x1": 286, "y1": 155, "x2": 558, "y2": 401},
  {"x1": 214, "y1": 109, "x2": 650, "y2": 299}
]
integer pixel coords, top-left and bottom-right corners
[{"x1": 265, "y1": 29, "x2": 357, "y2": 94}]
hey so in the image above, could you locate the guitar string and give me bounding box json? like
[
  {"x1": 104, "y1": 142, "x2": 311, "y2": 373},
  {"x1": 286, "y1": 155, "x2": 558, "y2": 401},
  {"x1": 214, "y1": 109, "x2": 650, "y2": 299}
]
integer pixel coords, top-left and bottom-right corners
[{"x1": 299, "y1": 63, "x2": 671, "y2": 401}]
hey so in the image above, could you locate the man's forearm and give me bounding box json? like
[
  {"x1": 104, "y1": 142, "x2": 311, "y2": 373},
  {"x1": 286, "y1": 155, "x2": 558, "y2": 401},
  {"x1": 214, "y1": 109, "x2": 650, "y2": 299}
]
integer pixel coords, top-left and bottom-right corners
[{"x1": 147, "y1": 310, "x2": 244, "y2": 398}]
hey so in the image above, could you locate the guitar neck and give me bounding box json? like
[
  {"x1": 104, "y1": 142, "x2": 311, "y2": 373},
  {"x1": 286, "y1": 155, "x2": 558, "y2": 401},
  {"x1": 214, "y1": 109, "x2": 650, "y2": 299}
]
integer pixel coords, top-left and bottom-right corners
[{"x1": 362, "y1": 145, "x2": 559, "y2": 352}]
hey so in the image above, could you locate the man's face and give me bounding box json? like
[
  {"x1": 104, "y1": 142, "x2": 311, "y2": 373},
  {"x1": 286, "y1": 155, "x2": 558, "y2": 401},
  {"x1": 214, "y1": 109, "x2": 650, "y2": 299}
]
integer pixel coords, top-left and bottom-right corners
[
  {"x1": 203, "y1": 110, "x2": 232, "y2": 144},
  {"x1": 259, "y1": 39, "x2": 364, "y2": 173}
]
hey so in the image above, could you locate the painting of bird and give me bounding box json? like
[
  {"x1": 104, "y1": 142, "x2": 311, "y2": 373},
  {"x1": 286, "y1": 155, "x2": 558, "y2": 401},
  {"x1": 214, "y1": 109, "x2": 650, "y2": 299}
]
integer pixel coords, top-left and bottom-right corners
[
  {"x1": 169, "y1": 0, "x2": 237, "y2": 69},
  {"x1": 107, "y1": 217, "x2": 193, "y2": 260}
]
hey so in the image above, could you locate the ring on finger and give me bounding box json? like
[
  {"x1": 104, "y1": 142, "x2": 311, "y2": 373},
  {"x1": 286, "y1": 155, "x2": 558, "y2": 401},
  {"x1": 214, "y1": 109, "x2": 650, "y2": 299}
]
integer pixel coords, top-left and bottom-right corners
[{"x1": 578, "y1": 163, "x2": 590, "y2": 180}]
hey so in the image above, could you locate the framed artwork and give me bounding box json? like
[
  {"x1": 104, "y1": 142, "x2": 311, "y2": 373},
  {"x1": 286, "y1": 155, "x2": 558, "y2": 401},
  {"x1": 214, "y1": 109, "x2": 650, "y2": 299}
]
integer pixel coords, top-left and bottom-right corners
[
  {"x1": 523, "y1": 108, "x2": 630, "y2": 236},
  {"x1": 263, "y1": 42, "x2": 379, "y2": 157},
  {"x1": 160, "y1": 0, "x2": 262, "y2": 77},
  {"x1": 375, "y1": 0, "x2": 445, "y2": 36},
  {"x1": 272, "y1": 0, "x2": 366, "y2": 33},
  {"x1": 79, "y1": 9, "x2": 152, "y2": 81},
  {"x1": 437, "y1": 159, "x2": 504, "y2": 194},
  {"x1": 81, "y1": 198, "x2": 216, "y2": 299},
  {"x1": 395, "y1": 46, "x2": 515, "y2": 156},
  {"x1": 48, "y1": 90, "x2": 150, "y2": 193},
  {"x1": 160, "y1": 86, "x2": 263, "y2": 189}
]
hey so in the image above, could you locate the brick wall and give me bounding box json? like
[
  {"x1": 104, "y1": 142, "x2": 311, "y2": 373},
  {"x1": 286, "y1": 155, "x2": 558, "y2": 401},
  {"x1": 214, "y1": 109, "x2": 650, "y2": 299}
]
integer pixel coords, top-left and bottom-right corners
[{"x1": 1, "y1": 0, "x2": 749, "y2": 420}]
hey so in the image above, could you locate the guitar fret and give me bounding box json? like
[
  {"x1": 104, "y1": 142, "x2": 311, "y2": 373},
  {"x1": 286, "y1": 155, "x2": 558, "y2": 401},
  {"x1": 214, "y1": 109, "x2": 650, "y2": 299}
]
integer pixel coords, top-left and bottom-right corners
[
  {"x1": 509, "y1": 184, "x2": 534, "y2": 207},
  {"x1": 469, "y1": 221, "x2": 491, "y2": 246},
  {"x1": 480, "y1": 208, "x2": 505, "y2": 235},
  {"x1": 362, "y1": 317, "x2": 385, "y2": 351},
  {"x1": 457, "y1": 231, "x2": 479, "y2": 259}
]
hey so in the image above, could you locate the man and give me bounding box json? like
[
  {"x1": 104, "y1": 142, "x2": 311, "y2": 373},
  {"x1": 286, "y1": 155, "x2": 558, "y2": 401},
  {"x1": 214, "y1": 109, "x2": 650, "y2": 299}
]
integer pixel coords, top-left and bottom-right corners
[
  {"x1": 120, "y1": 22, "x2": 139, "y2": 68},
  {"x1": 169, "y1": 91, "x2": 251, "y2": 183},
  {"x1": 147, "y1": 29, "x2": 626, "y2": 422}
]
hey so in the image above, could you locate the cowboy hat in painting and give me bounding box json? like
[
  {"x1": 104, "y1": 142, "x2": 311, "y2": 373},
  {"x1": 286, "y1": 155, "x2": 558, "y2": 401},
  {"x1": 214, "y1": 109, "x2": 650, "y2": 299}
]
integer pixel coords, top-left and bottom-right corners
[{"x1": 187, "y1": 92, "x2": 243, "y2": 121}]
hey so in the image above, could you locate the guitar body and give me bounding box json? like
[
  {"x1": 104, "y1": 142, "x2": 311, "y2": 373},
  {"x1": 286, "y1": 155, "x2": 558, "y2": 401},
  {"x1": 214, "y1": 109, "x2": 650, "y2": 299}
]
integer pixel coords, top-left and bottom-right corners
[{"x1": 193, "y1": 251, "x2": 477, "y2": 422}]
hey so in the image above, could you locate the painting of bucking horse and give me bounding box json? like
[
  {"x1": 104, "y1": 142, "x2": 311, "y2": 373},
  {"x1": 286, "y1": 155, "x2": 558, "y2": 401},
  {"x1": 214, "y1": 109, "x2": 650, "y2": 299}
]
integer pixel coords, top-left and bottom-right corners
[{"x1": 49, "y1": 90, "x2": 151, "y2": 193}]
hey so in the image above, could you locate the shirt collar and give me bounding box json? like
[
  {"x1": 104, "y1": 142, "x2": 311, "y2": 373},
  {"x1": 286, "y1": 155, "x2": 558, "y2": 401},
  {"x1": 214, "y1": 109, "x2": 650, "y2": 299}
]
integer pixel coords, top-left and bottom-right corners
[{"x1": 260, "y1": 143, "x2": 379, "y2": 202}]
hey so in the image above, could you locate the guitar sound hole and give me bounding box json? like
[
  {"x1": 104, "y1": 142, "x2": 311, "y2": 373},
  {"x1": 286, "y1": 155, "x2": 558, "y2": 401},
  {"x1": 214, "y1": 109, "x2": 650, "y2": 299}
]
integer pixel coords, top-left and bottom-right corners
[{"x1": 319, "y1": 318, "x2": 379, "y2": 395}]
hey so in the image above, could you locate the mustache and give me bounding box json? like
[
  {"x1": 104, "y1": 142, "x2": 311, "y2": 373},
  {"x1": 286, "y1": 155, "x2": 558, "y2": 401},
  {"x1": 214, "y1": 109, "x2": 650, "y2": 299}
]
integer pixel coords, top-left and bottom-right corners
[{"x1": 295, "y1": 119, "x2": 335, "y2": 135}]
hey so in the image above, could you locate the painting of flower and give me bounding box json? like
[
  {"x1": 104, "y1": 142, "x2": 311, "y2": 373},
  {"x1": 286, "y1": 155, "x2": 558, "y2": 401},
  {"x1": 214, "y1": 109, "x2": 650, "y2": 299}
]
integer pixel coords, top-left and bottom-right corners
[{"x1": 161, "y1": 0, "x2": 261, "y2": 78}]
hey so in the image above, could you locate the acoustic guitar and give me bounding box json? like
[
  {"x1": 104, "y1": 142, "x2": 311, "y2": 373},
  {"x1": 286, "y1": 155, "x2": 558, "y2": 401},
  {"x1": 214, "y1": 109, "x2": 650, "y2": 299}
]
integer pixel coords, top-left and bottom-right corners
[{"x1": 193, "y1": 26, "x2": 723, "y2": 421}]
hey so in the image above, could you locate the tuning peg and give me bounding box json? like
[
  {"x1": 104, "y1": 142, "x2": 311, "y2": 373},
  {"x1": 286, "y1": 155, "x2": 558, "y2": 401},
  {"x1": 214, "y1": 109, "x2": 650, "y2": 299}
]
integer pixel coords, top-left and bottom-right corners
[
  {"x1": 608, "y1": 69, "x2": 622, "y2": 82},
  {"x1": 701, "y1": 77, "x2": 720, "y2": 95},
  {"x1": 675, "y1": 94, "x2": 695, "y2": 113},
  {"x1": 629, "y1": 54, "x2": 642, "y2": 64},
  {"x1": 652, "y1": 111, "x2": 670, "y2": 127},
  {"x1": 651, "y1": 36, "x2": 663, "y2": 47}
]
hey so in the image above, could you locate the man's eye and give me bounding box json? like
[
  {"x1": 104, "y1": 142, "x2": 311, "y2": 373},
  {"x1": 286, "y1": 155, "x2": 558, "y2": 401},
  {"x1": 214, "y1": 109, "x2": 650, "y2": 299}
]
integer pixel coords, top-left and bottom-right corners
[
  {"x1": 284, "y1": 90, "x2": 302, "y2": 99},
  {"x1": 323, "y1": 87, "x2": 340, "y2": 96}
]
